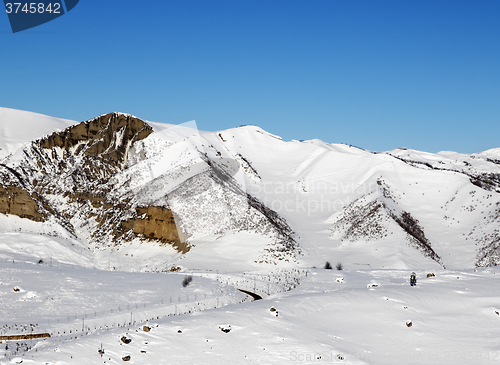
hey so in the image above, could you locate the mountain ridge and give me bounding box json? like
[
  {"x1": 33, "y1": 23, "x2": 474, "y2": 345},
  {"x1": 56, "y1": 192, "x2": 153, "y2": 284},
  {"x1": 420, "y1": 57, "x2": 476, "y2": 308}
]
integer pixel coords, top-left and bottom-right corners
[{"x1": 0, "y1": 107, "x2": 499, "y2": 271}]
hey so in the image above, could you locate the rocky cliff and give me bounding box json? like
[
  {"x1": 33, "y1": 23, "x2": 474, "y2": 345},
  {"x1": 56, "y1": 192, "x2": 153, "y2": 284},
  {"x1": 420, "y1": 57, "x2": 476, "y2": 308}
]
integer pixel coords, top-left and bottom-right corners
[
  {"x1": 0, "y1": 113, "x2": 187, "y2": 253},
  {"x1": 0, "y1": 112, "x2": 300, "y2": 267}
]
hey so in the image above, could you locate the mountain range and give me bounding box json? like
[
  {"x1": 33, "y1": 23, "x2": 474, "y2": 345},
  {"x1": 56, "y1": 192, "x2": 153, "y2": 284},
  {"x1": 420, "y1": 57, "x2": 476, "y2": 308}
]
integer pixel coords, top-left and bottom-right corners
[{"x1": 1, "y1": 106, "x2": 499, "y2": 272}]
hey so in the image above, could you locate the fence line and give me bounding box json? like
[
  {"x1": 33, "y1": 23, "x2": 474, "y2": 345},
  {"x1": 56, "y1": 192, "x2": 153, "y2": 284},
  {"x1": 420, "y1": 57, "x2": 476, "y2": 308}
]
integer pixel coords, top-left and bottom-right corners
[
  {"x1": 0, "y1": 262, "x2": 309, "y2": 362},
  {"x1": 1, "y1": 289, "x2": 249, "y2": 336},
  {"x1": 0, "y1": 291, "x2": 252, "y2": 361}
]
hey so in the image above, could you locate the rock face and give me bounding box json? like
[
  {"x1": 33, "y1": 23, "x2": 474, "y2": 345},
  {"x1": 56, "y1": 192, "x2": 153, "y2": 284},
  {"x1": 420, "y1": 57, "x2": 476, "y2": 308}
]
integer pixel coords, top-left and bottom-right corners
[
  {"x1": 330, "y1": 178, "x2": 444, "y2": 268},
  {"x1": 0, "y1": 111, "x2": 300, "y2": 267},
  {"x1": 0, "y1": 113, "x2": 185, "y2": 253},
  {"x1": 0, "y1": 185, "x2": 46, "y2": 221},
  {"x1": 36, "y1": 112, "x2": 153, "y2": 180},
  {"x1": 121, "y1": 207, "x2": 189, "y2": 253}
]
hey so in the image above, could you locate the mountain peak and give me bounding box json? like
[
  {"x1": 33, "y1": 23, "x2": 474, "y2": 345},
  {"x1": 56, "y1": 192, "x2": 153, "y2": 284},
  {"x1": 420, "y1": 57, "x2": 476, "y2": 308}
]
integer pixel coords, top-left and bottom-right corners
[{"x1": 37, "y1": 112, "x2": 153, "y2": 171}]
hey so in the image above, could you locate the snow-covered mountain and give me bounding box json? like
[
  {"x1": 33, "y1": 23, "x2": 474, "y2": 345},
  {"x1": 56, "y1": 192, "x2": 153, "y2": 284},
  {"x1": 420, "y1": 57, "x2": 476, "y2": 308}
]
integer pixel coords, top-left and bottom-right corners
[
  {"x1": 1, "y1": 107, "x2": 500, "y2": 365},
  {"x1": 1, "y1": 107, "x2": 499, "y2": 271}
]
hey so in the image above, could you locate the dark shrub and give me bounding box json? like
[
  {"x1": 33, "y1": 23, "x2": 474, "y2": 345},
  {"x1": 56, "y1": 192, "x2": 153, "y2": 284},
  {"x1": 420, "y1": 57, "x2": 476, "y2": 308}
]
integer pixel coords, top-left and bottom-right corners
[{"x1": 182, "y1": 275, "x2": 193, "y2": 287}]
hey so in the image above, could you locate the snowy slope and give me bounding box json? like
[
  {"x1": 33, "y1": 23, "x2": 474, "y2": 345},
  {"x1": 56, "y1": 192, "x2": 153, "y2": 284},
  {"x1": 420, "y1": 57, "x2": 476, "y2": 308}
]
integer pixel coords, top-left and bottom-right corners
[
  {"x1": 0, "y1": 107, "x2": 499, "y2": 271},
  {"x1": 200, "y1": 127, "x2": 500, "y2": 270},
  {"x1": 0, "y1": 107, "x2": 75, "y2": 160},
  {"x1": 385, "y1": 147, "x2": 500, "y2": 183},
  {"x1": 477, "y1": 147, "x2": 500, "y2": 161}
]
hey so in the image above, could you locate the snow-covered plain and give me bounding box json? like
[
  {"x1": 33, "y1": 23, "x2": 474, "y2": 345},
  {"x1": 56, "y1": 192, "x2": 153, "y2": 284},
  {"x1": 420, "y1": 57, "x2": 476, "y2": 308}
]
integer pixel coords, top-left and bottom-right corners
[
  {"x1": 1, "y1": 107, "x2": 500, "y2": 364},
  {"x1": 2, "y1": 263, "x2": 500, "y2": 365}
]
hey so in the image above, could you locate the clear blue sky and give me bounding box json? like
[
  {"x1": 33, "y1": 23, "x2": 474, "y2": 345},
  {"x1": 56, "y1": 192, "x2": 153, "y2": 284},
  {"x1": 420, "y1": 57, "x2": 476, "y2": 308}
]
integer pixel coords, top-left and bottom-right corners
[{"x1": 1, "y1": 0, "x2": 499, "y2": 153}]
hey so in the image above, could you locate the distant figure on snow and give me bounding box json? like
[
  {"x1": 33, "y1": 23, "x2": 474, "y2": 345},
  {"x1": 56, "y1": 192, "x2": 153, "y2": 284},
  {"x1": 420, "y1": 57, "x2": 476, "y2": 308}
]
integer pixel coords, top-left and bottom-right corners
[{"x1": 410, "y1": 272, "x2": 417, "y2": 287}]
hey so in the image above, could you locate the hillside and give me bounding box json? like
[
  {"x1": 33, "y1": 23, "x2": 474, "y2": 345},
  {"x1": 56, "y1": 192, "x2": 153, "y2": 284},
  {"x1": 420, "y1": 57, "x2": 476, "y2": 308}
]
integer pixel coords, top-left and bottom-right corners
[
  {"x1": 1, "y1": 107, "x2": 500, "y2": 365},
  {"x1": 1, "y1": 107, "x2": 499, "y2": 271}
]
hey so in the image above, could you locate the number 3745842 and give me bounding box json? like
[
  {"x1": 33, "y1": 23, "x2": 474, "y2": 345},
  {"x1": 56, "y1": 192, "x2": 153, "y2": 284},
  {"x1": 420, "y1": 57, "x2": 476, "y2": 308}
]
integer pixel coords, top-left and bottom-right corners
[{"x1": 5, "y1": 2, "x2": 61, "y2": 14}]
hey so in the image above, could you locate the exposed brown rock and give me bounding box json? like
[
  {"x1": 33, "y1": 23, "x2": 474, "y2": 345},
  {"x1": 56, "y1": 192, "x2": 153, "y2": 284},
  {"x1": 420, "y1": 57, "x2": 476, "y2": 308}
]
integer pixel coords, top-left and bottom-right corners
[
  {"x1": 37, "y1": 113, "x2": 153, "y2": 182},
  {"x1": 121, "y1": 336, "x2": 132, "y2": 344},
  {"x1": 0, "y1": 112, "x2": 192, "y2": 255},
  {"x1": 0, "y1": 185, "x2": 46, "y2": 222},
  {"x1": 40, "y1": 113, "x2": 153, "y2": 162},
  {"x1": 121, "y1": 207, "x2": 190, "y2": 254},
  {"x1": 0, "y1": 333, "x2": 51, "y2": 341}
]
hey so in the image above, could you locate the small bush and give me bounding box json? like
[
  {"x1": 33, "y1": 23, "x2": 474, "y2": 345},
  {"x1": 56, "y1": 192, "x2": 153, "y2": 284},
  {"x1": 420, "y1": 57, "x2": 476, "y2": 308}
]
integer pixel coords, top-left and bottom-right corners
[
  {"x1": 182, "y1": 275, "x2": 193, "y2": 287},
  {"x1": 324, "y1": 261, "x2": 332, "y2": 270},
  {"x1": 336, "y1": 262, "x2": 343, "y2": 270}
]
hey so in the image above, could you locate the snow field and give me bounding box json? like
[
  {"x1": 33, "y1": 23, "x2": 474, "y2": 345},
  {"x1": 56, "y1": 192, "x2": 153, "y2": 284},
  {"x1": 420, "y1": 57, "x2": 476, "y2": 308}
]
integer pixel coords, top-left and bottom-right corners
[
  {"x1": 1, "y1": 267, "x2": 499, "y2": 364},
  {"x1": 0, "y1": 260, "x2": 252, "y2": 361}
]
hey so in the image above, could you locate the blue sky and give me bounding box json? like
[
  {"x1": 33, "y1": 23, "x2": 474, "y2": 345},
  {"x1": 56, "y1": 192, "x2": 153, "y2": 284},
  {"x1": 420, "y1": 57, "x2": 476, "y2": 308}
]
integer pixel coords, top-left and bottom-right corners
[{"x1": 1, "y1": 0, "x2": 499, "y2": 153}]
